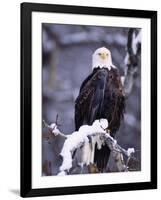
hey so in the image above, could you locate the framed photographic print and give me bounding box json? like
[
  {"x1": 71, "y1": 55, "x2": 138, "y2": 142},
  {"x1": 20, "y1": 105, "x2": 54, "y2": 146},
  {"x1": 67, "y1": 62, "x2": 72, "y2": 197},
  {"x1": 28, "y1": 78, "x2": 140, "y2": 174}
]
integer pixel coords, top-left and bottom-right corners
[{"x1": 21, "y1": 2, "x2": 157, "y2": 197}]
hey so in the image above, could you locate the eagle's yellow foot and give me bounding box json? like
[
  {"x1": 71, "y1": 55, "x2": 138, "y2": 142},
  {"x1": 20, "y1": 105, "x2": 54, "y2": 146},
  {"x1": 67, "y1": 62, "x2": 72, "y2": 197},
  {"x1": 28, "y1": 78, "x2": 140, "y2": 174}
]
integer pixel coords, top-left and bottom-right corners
[{"x1": 88, "y1": 163, "x2": 99, "y2": 173}]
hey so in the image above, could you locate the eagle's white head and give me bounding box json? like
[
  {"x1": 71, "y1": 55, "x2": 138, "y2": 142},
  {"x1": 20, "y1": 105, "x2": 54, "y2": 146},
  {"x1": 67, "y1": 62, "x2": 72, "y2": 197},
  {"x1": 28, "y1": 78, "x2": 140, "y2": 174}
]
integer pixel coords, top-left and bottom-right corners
[{"x1": 92, "y1": 47, "x2": 113, "y2": 70}]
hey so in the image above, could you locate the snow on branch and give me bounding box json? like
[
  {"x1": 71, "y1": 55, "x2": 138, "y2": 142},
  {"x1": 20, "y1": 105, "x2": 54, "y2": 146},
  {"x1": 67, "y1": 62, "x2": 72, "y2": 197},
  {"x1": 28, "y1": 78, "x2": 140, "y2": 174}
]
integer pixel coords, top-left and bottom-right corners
[
  {"x1": 123, "y1": 28, "x2": 141, "y2": 96},
  {"x1": 43, "y1": 119, "x2": 136, "y2": 175}
]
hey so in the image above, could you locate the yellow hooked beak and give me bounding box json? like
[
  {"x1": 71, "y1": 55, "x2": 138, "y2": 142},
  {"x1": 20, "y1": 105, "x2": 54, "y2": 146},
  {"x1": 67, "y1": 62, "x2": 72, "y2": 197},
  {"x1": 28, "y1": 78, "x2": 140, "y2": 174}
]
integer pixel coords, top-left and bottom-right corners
[{"x1": 100, "y1": 52, "x2": 108, "y2": 60}]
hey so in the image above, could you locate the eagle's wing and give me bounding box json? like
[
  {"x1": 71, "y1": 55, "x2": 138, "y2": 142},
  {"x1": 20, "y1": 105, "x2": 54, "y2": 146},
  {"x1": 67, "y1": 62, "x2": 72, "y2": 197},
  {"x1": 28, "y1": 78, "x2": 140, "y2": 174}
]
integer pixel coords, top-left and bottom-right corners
[{"x1": 75, "y1": 69, "x2": 108, "y2": 130}]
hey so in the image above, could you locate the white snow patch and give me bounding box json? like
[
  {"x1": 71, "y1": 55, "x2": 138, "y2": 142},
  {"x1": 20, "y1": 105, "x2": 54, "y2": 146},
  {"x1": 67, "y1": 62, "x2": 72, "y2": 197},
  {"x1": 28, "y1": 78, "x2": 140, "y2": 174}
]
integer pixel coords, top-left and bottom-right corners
[
  {"x1": 59, "y1": 119, "x2": 108, "y2": 173},
  {"x1": 127, "y1": 148, "x2": 135, "y2": 157},
  {"x1": 121, "y1": 76, "x2": 125, "y2": 85},
  {"x1": 113, "y1": 139, "x2": 117, "y2": 146},
  {"x1": 124, "y1": 53, "x2": 129, "y2": 65},
  {"x1": 50, "y1": 123, "x2": 62, "y2": 136},
  {"x1": 99, "y1": 119, "x2": 108, "y2": 130},
  {"x1": 57, "y1": 171, "x2": 66, "y2": 176}
]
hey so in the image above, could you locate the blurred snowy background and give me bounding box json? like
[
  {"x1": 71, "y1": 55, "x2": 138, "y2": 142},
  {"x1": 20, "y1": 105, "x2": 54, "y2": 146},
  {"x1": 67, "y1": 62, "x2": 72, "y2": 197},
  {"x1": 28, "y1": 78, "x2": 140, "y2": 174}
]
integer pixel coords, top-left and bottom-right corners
[{"x1": 42, "y1": 23, "x2": 141, "y2": 175}]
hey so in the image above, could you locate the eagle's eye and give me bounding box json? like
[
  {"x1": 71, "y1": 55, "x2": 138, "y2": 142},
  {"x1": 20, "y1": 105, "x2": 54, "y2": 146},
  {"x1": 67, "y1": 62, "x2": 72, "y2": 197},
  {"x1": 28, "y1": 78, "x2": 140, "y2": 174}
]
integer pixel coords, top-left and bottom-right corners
[{"x1": 98, "y1": 53, "x2": 102, "y2": 56}]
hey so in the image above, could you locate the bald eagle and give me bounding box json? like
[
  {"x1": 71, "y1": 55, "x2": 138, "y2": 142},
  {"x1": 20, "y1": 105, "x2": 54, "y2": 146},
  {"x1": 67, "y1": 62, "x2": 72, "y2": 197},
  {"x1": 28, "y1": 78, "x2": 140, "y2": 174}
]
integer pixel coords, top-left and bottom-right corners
[{"x1": 75, "y1": 47, "x2": 125, "y2": 172}]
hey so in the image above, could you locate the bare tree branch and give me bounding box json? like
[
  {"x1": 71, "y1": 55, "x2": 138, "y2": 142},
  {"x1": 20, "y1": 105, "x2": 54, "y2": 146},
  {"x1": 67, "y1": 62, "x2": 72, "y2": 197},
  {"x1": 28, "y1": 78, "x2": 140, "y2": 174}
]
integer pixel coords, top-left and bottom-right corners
[
  {"x1": 43, "y1": 119, "x2": 68, "y2": 139},
  {"x1": 123, "y1": 28, "x2": 141, "y2": 96}
]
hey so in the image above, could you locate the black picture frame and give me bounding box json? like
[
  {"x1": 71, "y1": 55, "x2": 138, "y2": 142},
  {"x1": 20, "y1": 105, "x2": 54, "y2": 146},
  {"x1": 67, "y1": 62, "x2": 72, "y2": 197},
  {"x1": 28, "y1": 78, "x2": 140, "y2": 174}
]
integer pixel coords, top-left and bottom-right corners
[{"x1": 21, "y1": 2, "x2": 157, "y2": 197}]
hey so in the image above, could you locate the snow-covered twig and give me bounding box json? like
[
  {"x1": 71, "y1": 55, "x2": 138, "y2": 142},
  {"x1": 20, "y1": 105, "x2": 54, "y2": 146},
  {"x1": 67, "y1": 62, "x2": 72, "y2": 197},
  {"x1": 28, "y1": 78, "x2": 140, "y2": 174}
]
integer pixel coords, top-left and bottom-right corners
[{"x1": 43, "y1": 119, "x2": 68, "y2": 139}]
